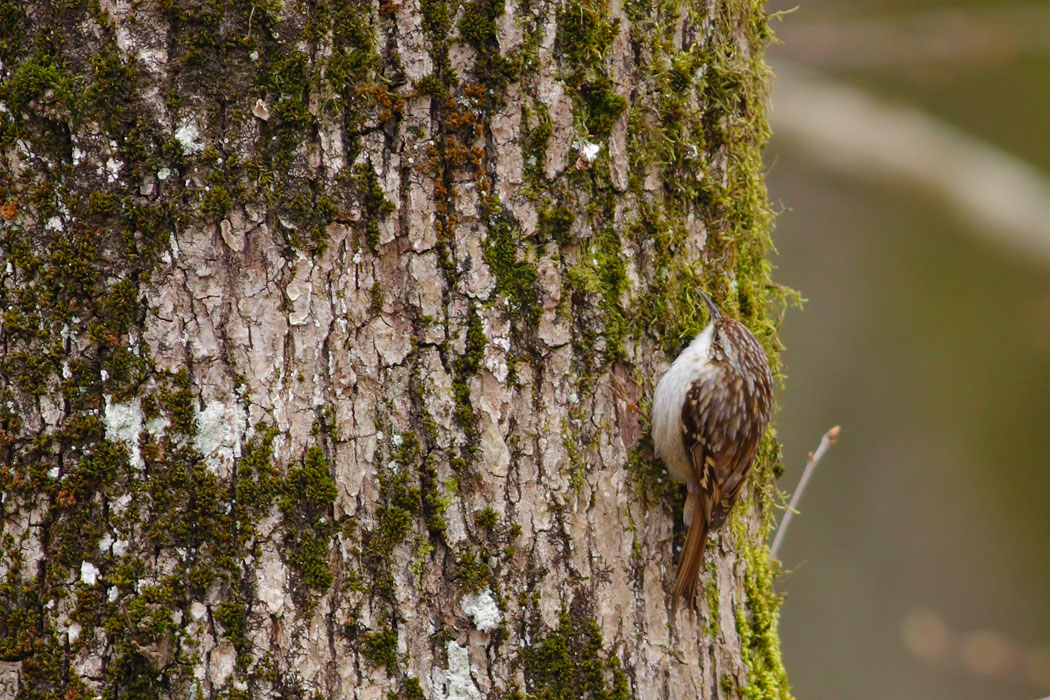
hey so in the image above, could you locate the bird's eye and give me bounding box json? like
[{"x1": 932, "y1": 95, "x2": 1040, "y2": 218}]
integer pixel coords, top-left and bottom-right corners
[{"x1": 714, "y1": 331, "x2": 720, "y2": 343}]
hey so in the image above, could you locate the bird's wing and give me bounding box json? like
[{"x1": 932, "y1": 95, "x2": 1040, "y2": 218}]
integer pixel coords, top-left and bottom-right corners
[
  {"x1": 681, "y1": 378, "x2": 722, "y2": 528},
  {"x1": 684, "y1": 370, "x2": 766, "y2": 531},
  {"x1": 672, "y1": 377, "x2": 724, "y2": 602},
  {"x1": 706, "y1": 371, "x2": 767, "y2": 530}
]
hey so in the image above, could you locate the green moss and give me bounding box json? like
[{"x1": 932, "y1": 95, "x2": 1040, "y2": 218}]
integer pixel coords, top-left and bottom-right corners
[
  {"x1": 456, "y1": 0, "x2": 525, "y2": 109},
  {"x1": 730, "y1": 510, "x2": 790, "y2": 699},
  {"x1": 705, "y1": 576, "x2": 721, "y2": 637},
  {"x1": 481, "y1": 206, "x2": 541, "y2": 329},
  {"x1": 354, "y1": 162, "x2": 396, "y2": 251},
  {"x1": 522, "y1": 99, "x2": 553, "y2": 185},
  {"x1": 450, "y1": 302, "x2": 487, "y2": 429},
  {"x1": 554, "y1": 0, "x2": 623, "y2": 139},
  {"x1": 0, "y1": 51, "x2": 79, "y2": 143},
  {"x1": 538, "y1": 200, "x2": 576, "y2": 245},
  {"x1": 0, "y1": 569, "x2": 41, "y2": 660},
  {"x1": 200, "y1": 183, "x2": 233, "y2": 221},
  {"x1": 371, "y1": 503, "x2": 414, "y2": 557},
  {"x1": 9, "y1": 349, "x2": 59, "y2": 397},
  {"x1": 0, "y1": 2, "x2": 24, "y2": 60},
  {"x1": 453, "y1": 549, "x2": 491, "y2": 593},
  {"x1": 582, "y1": 218, "x2": 630, "y2": 363},
  {"x1": 457, "y1": 0, "x2": 503, "y2": 48},
  {"x1": 161, "y1": 370, "x2": 197, "y2": 435},
  {"x1": 401, "y1": 677, "x2": 426, "y2": 699},
  {"x1": 281, "y1": 446, "x2": 338, "y2": 593},
  {"x1": 361, "y1": 628, "x2": 400, "y2": 673},
  {"x1": 520, "y1": 609, "x2": 630, "y2": 700},
  {"x1": 371, "y1": 280, "x2": 385, "y2": 315},
  {"x1": 575, "y1": 77, "x2": 627, "y2": 139},
  {"x1": 419, "y1": 0, "x2": 455, "y2": 82},
  {"x1": 474, "y1": 506, "x2": 498, "y2": 530}
]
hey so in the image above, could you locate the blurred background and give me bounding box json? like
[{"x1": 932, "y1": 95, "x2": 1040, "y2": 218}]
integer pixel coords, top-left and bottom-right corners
[{"x1": 764, "y1": 2, "x2": 1050, "y2": 700}]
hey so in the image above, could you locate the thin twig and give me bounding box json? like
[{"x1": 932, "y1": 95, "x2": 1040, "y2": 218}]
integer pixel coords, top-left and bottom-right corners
[
  {"x1": 770, "y1": 426, "x2": 840, "y2": 558},
  {"x1": 244, "y1": 5, "x2": 256, "y2": 41}
]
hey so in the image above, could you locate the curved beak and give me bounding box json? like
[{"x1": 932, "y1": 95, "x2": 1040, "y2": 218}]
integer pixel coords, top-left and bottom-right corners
[{"x1": 698, "y1": 289, "x2": 721, "y2": 320}]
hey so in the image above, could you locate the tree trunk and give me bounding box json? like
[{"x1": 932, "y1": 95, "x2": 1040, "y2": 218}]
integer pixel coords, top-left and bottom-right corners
[{"x1": 0, "y1": 0, "x2": 789, "y2": 697}]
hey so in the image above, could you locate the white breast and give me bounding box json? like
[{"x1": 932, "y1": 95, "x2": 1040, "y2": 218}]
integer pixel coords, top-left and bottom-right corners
[{"x1": 651, "y1": 323, "x2": 716, "y2": 487}]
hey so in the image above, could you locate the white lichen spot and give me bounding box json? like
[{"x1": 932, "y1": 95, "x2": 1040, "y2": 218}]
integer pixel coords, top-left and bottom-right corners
[
  {"x1": 45, "y1": 216, "x2": 64, "y2": 232},
  {"x1": 193, "y1": 400, "x2": 247, "y2": 473},
  {"x1": 72, "y1": 146, "x2": 84, "y2": 165},
  {"x1": 189, "y1": 601, "x2": 207, "y2": 621},
  {"x1": 157, "y1": 167, "x2": 171, "y2": 180},
  {"x1": 432, "y1": 641, "x2": 481, "y2": 700},
  {"x1": 107, "y1": 586, "x2": 118, "y2": 603},
  {"x1": 98, "y1": 533, "x2": 113, "y2": 551},
  {"x1": 145, "y1": 416, "x2": 169, "y2": 436},
  {"x1": 67, "y1": 622, "x2": 82, "y2": 643},
  {"x1": 193, "y1": 401, "x2": 225, "y2": 461},
  {"x1": 80, "y1": 561, "x2": 100, "y2": 586},
  {"x1": 575, "y1": 139, "x2": 601, "y2": 163},
  {"x1": 460, "y1": 589, "x2": 501, "y2": 632},
  {"x1": 104, "y1": 397, "x2": 143, "y2": 469},
  {"x1": 105, "y1": 157, "x2": 123, "y2": 182},
  {"x1": 48, "y1": 466, "x2": 60, "y2": 480},
  {"x1": 112, "y1": 539, "x2": 128, "y2": 557},
  {"x1": 252, "y1": 99, "x2": 271, "y2": 121},
  {"x1": 174, "y1": 121, "x2": 205, "y2": 155}
]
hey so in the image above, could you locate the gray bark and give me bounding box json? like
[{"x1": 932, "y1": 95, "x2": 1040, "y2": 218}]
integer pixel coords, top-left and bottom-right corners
[{"x1": 0, "y1": 0, "x2": 789, "y2": 697}]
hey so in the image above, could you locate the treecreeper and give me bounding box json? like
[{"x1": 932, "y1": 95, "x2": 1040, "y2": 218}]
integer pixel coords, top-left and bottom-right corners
[{"x1": 651, "y1": 290, "x2": 775, "y2": 603}]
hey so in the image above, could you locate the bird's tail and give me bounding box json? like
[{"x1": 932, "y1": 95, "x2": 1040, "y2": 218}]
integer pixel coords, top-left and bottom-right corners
[{"x1": 672, "y1": 493, "x2": 709, "y2": 604}]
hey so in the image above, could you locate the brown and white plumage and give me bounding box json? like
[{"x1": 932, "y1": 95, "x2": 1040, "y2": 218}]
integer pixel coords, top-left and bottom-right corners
[{"x1": 651, "y1": 291, "x2": 774, "y2": 604}]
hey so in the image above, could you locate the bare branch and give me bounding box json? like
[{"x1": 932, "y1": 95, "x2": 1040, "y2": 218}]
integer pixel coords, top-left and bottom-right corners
[{"x1": 770, "y1": 425, "x2": 840, "y2": 559}]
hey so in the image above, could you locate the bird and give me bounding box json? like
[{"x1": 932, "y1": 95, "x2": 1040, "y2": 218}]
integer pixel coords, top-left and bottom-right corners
[{"x1": 651, "y1": 289, "x2": 774, "y2": 604}]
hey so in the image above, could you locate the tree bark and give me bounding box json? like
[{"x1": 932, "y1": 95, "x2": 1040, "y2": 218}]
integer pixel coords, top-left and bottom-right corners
[{"x1": 0, "y1": 0, "x2": 789, "y2": 698}]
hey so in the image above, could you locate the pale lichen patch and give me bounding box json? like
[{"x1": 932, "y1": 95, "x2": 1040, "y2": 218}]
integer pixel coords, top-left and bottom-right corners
[
  {"x1": 103, "y1": 398, "x2": 144, "y2": 469},
  {"x1": 432, "y1": 641, "x2": 482, "y2": 700},
  {"x1": 460, "y1": 589, "x2": 500, "y2": 632}
]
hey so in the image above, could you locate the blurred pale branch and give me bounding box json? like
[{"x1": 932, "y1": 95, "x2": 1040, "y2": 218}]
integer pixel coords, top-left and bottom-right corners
[
  {"x1": 770, "y1": 61, "x2": 1050, "y2": 265},
  {"x1": 773, "y1": 6, "x2": 1050, "y2": 68}
]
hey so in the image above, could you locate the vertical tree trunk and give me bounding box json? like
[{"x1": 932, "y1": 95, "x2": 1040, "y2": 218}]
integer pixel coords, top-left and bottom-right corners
[{"x1": 0, "y1": 0, "x2": 789, "y2": 697}]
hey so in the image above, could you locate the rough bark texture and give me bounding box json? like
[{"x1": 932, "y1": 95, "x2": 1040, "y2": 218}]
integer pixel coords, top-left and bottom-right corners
[{"x1": 0, "y1": 0, "x2": 789, "y2": 698}]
